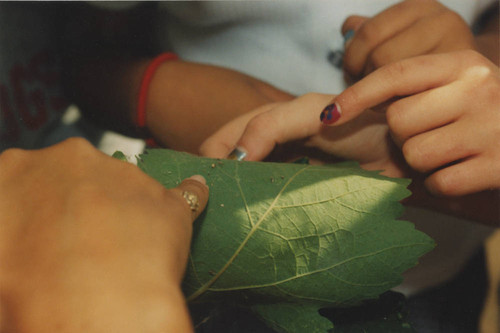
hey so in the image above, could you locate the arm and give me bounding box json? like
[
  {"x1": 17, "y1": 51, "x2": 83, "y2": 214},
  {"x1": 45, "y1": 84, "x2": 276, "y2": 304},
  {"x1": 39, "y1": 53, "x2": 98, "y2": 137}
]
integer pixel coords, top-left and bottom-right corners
[
  {"x1": 61, "y1": 3, "x2": 293, "y2": 154},
  {"x1": 0, "y1": 138, "x2": 209, "y2": 332},
  {"x1": 201, "y1": 51, "x2": 500, "y2": 226}
]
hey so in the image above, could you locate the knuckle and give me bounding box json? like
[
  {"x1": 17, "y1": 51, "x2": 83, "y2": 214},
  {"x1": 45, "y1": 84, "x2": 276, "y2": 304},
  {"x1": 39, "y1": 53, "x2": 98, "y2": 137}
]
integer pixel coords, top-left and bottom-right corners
[
  {"x1": 440, "y1": 9, "x2": 466, "y2": 27},
  {"x1": 458, "y1": 49, "x2": 484, "y2": 65},
  {"x1": 62, "y1": 137, "x2": 93, "y2": 151},
  {"x1": 0, "y1": 147, "x2": 28, "y2": 165},
  {"x1": 246, "y1": 113, "x2": 277, "y2": 137},
  {"x1": 402, "y1": 139, "x2": 428, "y2": 172},
  {"x1": 342, "y1": 48, "x2": 361, "y2": 75},
  {"x1": 410, "y1": 0, "x2": 442, "y2": 14},
  {"x1": 370, "y1": 48, "x2": 392, "y2": 69},
  {"x1": 356, "y1": 21, "x2": 380, "y2": 47},
  {"x1": 386, "y1": 102, "x2": 407, "y2": 134},
  {"x1": 343, "y1": 15, "x2": 358, "y2": 28},
  {"x1": 427, "y1": 172, "x2": 460, "y2": 196},
  {"x1": 0, "y1": 148, "x2": 30, "y2": 176},
  {"x1": 61, "y1": 138, "x2": 98, "y2": 165}
]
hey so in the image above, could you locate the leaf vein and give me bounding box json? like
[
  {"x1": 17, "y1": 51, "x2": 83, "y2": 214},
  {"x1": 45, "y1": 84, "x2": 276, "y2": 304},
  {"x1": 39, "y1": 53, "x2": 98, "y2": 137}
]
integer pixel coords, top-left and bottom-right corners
[
  {"x1": 186, "y1": 165, "x2": 312, "y2": 302},
  {"x1": 206, "y1": 242, "x2": 430, "y2": 292}
]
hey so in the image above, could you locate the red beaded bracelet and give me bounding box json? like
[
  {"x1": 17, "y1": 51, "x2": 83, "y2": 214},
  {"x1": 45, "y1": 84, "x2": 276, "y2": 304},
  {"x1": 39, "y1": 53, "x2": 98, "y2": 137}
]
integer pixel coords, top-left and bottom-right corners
[{"x1": 136, "y1": 52, "x2": 179, "y2": 128}]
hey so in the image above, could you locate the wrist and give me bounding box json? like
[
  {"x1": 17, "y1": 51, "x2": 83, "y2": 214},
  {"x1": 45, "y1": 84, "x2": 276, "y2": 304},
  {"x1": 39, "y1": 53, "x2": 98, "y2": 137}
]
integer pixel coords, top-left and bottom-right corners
[{"x1": 135, "y1": 53, "x2": 179, "y2": 132}]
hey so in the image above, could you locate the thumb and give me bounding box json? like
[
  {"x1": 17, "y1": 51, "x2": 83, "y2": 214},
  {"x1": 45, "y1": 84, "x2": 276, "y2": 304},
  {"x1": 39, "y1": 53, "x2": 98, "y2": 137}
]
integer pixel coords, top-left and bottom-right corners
[
  {"x1": 173, "y1": 175, "x2": 209, "y2": 222},
  {"x1": 199, "y1": 103, "x2": 277, "y2": 159}
]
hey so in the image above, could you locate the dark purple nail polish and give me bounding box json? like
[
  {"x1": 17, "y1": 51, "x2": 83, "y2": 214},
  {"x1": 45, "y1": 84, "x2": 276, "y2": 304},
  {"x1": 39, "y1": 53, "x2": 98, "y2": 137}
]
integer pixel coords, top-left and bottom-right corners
[{"x1": 320, "y1": 103, "x2": 341, "y2": 125}]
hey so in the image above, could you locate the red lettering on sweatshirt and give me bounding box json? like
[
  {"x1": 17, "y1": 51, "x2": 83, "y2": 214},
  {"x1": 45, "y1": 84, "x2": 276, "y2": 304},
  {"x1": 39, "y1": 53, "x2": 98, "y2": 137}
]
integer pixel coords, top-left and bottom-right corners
[
  {"x1": 0, "y1": 84, "x2": 20, "y2": 143},
  {"x1": 0, "y1": 50, "x2": 68, "y2": 141},
  {"x1": 10, "y1": 64, "x2": 48, "y2": 130}
]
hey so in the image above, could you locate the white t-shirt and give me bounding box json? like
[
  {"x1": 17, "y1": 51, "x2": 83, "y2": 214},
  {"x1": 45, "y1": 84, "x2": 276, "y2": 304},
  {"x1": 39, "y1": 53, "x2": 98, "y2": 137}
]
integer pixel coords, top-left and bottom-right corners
[
  {"x1": 0, "y1": 2, "x2": 70, "y2": 151},
  {"x1": 94, "y1": 0, "x2": 497, "y2": 295},
  {"x1": 160, "y1": 0, "x2": 495, "y2": 95}
]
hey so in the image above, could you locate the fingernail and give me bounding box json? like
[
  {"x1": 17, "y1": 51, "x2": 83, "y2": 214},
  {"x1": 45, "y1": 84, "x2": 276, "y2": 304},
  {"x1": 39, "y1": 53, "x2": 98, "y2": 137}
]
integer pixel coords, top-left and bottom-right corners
[
  {"x1": 188, "y1": 175, "x2": 206, "y2": 185},
  {"x1": 227, "y1": 147, "x2": 247, "y2": 161},
  {"x1": 320, "y1": 103, "x2": 341, "y2": 125},
  {"x1": 343, "y1": 29, "x2": 355, "y2": 44}
]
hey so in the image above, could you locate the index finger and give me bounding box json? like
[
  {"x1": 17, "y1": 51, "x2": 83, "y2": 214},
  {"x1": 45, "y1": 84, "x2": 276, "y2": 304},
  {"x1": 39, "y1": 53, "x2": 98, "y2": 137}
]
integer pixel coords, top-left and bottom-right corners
[{"x1": 320, "y1": 53, "x2": 458, "y2": 126}]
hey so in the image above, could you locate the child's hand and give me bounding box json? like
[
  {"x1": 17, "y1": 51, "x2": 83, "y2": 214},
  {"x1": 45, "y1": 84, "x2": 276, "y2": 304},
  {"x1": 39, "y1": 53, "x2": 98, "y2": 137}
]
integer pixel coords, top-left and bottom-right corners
[
  {"x1": 200, "y1": 93, "x2": 407, "y2": 177},
  {"x1": 145, "y1": 61, "x2": 293, "y2": 153},
  {"x1": 322, "y1": 50, "x2": 500, "y2": 197},
  {"x1": 342, "y1": 0, "x2": 477, "y2": 78}
]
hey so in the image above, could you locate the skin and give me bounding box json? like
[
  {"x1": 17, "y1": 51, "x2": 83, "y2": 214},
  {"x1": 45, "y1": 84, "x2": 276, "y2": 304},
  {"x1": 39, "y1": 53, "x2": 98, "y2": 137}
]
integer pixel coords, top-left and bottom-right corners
[
  {"x1": 66, "y1": 58, "x2": 293, "y2": 154},
  {"x1": 62, "y1": 4, "x2": 293, "y2": 154},
  {"x1": 0, "y1": 138, "x2": 209, "y2": 332},
  {"x1": 201, "y1": 50, "x2": 500, "y2": 226},
  {"x1": 5, "y1": 1, "x2": 495, "y2": 331},
  {"x1": 201, "y1": 2, "x2": 500, "y2": 225},
  {"x1": 199, "y1": 93, "x2": 406, "y2": 176},
  {"x1": 62, "y1": 0, "x2": 496, "y2": 156},
  {"x1": 342, "y1": 0, "x2": 499, "y2": 80},
  {"x1": 331, "y1": 51, "x2": 500, "y2": 197}
]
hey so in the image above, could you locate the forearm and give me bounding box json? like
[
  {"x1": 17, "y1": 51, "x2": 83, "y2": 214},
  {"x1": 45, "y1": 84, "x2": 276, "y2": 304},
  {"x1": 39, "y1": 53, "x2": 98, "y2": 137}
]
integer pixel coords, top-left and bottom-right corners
[
  {"x1": 62, "y1": 3, "x2": 293, "y2": 153},
  {"x1": 66, "y1": 56, "x2": 293, "y2": 153},
  {"x1": 145, "y1": 60, "x2": 293, "y2": 153}
]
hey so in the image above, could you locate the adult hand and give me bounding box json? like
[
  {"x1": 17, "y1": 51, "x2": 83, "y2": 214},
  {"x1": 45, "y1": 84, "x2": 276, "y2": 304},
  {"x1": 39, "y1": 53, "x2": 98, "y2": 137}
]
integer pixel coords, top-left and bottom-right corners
[
  {"x1": 322, "y1": 50, "x2": 500, "y2": 197},
  {"x1": 342, "y1": 0, "x2": 477, "y2": 78},
  {"x1": 0, "y1": 138, "x2": 208, "y2": 332},
  {"x1": 200, "y1": 93, "x2": 406, "y2": 177}
]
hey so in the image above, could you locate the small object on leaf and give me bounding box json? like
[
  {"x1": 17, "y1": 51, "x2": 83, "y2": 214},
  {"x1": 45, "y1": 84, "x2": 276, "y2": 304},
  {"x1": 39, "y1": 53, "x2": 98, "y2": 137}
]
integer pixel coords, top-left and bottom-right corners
[{"x1": 136, "y1": 149, "x2": 434, "y2": 333}]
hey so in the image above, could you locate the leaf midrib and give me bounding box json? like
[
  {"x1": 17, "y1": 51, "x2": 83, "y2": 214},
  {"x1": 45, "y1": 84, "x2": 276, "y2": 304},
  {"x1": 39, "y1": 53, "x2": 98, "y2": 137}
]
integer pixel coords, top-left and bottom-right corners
[{"x1": 186, "y1": 165, "x2": 311, "y2": 302}]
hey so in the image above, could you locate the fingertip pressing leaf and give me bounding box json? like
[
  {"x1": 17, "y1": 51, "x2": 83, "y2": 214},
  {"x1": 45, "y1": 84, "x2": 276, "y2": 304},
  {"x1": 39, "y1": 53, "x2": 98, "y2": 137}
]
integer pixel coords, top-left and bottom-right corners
[{"x1": 137, "y1": 149, "x2": 435, "y2": 332}]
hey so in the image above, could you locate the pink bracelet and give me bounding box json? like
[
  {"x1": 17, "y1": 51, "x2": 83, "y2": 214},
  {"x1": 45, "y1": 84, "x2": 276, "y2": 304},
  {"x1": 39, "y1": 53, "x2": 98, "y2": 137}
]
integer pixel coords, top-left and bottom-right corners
[{"x1": 136, "y1": 52, "x2": 179, "y2": 128}]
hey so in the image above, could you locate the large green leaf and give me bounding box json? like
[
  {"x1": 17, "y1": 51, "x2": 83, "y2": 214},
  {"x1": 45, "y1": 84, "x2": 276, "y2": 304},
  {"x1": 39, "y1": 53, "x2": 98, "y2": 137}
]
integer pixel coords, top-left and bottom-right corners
[{"x1": 136, "y1": 149, "x2": 434, "y2": 332}]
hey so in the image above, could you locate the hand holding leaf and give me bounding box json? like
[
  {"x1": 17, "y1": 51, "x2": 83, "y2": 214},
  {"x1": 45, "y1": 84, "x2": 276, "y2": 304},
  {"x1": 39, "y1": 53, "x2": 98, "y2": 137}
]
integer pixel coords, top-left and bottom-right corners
[{"x1": 138, "y1": 149, "x2": 434, "y2": 332}]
